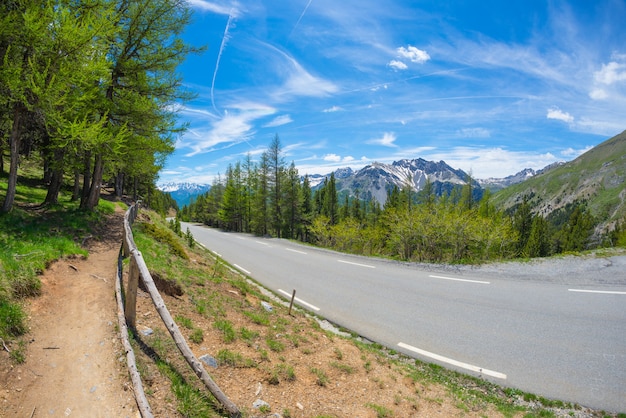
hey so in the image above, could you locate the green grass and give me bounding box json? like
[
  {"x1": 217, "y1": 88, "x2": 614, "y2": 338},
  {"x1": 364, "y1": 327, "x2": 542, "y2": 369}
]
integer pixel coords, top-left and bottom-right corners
[{"x1": 0, "y1": 170, "x2": 117, "y2": 343}]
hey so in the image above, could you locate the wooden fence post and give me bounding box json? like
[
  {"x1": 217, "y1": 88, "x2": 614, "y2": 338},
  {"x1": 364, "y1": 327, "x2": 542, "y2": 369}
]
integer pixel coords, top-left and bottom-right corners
[{"x1": 125, "y1": 252, "x2": 140, "y2": 328}]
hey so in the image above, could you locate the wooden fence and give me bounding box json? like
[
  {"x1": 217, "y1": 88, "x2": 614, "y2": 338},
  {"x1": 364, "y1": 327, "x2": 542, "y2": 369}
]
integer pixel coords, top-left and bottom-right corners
[{"x1": 115, "y1": 203, "x2": 241, "y2": 418}]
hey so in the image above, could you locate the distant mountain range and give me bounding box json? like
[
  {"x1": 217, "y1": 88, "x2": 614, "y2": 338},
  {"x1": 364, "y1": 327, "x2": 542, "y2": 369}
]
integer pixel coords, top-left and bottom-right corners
[
  {"x1": 158, "y1": 161, "x2": 556, "y2": 208},
  {"x1": 309, "y1": 158, "x2": 561, "y2": 205},
  {"x1": 157, "y1": 182, "x2": 211, "y2": 207}
]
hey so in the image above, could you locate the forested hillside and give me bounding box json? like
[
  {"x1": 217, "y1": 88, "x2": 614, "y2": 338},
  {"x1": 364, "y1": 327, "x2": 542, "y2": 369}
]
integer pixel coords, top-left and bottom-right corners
[
  {"x1": 492, "y1": 130, "x2": 626, "y2": 245},
  {"x1": 181, "y1": 135, "x2": 626, "y2": 263}
]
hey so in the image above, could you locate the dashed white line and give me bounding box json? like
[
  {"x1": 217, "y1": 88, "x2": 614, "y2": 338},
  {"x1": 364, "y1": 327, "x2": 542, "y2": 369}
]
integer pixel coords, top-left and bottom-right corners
[
  {"x1": 398, "y1": 342, "x2": 507, "y2": 380},
  {"x1": 337, "y1": 259, "x2": 375, "y2": 269},
  {"x1": 285, "y1": 248, "x2": 307, "y2": 255},
  {"x1": 568, "y1": 289, "x2": 626, "y2": 295},
  {"x1": 429, "y1": 275, "x2": 490, "y2": 285},
  {"x1": 233, "y1": 264, "x2": 250, "y2": 275},
  {"x1": 255, "y1": 240, "x2": 270, "y2": 246},
  {"x1": 278, "y1": 289, "x2": 320, "y2": 311}
]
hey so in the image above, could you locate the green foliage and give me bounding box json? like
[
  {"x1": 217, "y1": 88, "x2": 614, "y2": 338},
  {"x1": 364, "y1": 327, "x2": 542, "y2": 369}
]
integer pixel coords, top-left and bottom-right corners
[
  {"x1": 138, "y1": 221, "x2": 189, "y2": 260},
  {"x1": 0, "y1": 300, "x2": 27, "y2": 338}
]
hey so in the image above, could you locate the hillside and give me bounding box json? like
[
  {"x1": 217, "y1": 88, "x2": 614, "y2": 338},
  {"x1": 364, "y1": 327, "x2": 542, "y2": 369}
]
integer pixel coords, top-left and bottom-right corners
[{"x1": 491, "y1": 130, "x2": 626, "y2": 233}]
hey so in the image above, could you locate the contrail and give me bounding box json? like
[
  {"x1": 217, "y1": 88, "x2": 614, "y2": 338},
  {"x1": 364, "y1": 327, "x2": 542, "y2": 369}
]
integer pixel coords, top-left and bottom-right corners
[
  {"x1": 211, "y1": 10, "x2": 234, "y2": 115},
  {"x1": 289, "y1": 0, "x2": 313, "y2": 39}
]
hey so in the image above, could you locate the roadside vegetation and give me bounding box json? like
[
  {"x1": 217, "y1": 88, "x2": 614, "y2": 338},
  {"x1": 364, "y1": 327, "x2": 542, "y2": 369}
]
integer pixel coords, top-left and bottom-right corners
[
  {"x1": 1, "y1": 170, "x2": 624, "y2": 416},
  {"x1": 128, "y1": 210, "x2": 623, "y2": 417},
  {"x1": 181, "y1": 136, "x2": 626, "y2": 264}
]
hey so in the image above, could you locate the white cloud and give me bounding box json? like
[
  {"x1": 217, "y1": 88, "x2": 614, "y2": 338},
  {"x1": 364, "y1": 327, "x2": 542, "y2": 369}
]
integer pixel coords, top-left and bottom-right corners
[
  {"x1": 323, "y1": 153, "x2": 342, "y2": 162},
  {"x1": 594, "y1": 61, "x2": 626, "y2": 85},
  {"x1": 269, "y1": 47, "x2": 339, "y2": 100},
  {"x1": 397, "y1": 45, "x2": 430, "y2": 64},
  {"x1": 388, "y1": 60, "x2": 408, "y2": 71},
  {"x1": 186, "y1": 0, "x2": 241, "y2": 17},
  {"x1": 561, "y1": 146, "x2": 593, "y2": 157},
  {"x1": 420, "y1": 147, "x2": 561, "y2": 179},
  {"x1": 367, "y1": 132, "x2": 397, "y2": 147},
  {"x1": 323, "y1": 106, "x2": 343, "y2": 113},
  {"x1": 546, "y1": 107, "x2": 574, "y2": 123},
  {"x1": 322, "y1": 154, "x2": 354, "y2": 163},
  {"x1": 183, "y1": 103, "x2": 276, "y2": 156},
  {"x1": 589, "y1": 88, "x2": 608, "y2": 100},
  {"x1": 263, "y1": 114, "x2": 293, "y2": 128}
]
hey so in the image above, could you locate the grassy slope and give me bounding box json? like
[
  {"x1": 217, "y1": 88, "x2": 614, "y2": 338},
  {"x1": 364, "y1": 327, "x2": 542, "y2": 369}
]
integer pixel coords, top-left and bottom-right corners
[
  {"x1": 492, "y1": 130, "x2": 626, "y2": 228},
  {"x1": 0, "y1": 168, "x2": 118, "y2": 343}
]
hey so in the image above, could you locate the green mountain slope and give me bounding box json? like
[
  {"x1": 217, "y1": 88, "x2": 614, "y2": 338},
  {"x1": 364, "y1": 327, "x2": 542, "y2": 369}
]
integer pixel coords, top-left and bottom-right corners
[{"x1": 492, "y1": 130, "x2": 626, "y2": 233}]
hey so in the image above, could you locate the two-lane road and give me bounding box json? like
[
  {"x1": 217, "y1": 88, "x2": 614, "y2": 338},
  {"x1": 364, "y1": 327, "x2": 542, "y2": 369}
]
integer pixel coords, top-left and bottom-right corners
[{"x1": 184, "y1": 222, "x2": 626, "y2": 413}]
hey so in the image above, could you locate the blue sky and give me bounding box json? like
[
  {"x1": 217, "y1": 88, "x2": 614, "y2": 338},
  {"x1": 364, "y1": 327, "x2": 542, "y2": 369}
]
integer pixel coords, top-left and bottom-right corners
[{"x1": 159, "y1": 0, "x2": 626, "y2": 184}]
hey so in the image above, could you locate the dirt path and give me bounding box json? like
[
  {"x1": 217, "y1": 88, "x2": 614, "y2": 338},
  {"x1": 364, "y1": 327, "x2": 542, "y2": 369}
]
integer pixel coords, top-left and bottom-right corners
[{"x1": 0, "y1": 214, "x2": 138, "y2": 417}]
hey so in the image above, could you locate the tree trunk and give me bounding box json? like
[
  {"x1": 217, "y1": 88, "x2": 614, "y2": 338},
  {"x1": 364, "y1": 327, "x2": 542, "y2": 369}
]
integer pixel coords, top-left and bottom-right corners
[
  {"x1": 114, "y1": 171, "x2": 124, "y2": 199},
  {"x1": 80, "y1": 152, "x2": 92, "y2": 207},
  {"x1": 1, "y1": 105, "x2": 25, "y2": 213},
  {"x1": 43, "y1": 148, "x2": 65, "y2": 205},
  {"x1": 71, "y1": 168, "x2": 81, "y2": 201},
  {"x1": 81, "y1": 152, "x2": 103, "y2": 210}
]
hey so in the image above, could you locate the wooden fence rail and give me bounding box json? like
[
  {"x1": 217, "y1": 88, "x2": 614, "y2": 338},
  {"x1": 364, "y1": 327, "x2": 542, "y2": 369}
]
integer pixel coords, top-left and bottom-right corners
[{"x1": 117, "y1": 203, "x2": 241, "y2": 418}]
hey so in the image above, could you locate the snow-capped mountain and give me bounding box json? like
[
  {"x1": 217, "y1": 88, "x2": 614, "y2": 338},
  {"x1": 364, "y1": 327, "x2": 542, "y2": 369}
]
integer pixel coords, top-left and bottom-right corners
[
  {"x1": 314, "y1": 158, "x2": 481, "y2": 205},
  {"x1": 157, "y1": 182, "x2": 211, "y2": 207}
]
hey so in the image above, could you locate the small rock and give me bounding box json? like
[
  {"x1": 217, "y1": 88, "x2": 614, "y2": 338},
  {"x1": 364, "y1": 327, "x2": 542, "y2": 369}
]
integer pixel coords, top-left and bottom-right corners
[
  {"x1": 296, "y1": 402, "x2": 304, "y2": 410},
  {"x1": 141, "y1": 328, "x2": 153, "y2": 336},
  {"x1": 255, "y1": 382, "x2": 262, "y2": 396},
  {"x1": 261, "y1": 301, "x2": 273, "y2": 312},
  {"x1": 252, "y1": 399, "x2": 270, "y2": 409},
  {"x1": 199, "y1": 354, "x2": 218, "y2": 368}
]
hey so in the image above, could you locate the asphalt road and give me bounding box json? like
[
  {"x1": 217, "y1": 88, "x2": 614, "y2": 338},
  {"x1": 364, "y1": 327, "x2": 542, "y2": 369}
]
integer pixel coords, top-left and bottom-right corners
[{"x1": 183, "y1": 222, "x2": 626, "y2": 413}]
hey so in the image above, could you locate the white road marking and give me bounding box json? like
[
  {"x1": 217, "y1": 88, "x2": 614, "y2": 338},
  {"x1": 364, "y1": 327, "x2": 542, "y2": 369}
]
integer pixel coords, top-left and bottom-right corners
[
  {"x1": 429, "y1": 275, "x2": 490, "y2": 285},
  {"x1": 255, "y1": 240, "x2": 270, "y2": 246},
  {"x1": 233, "y1": 264, "x2": 251, "y2": 275},
  {"x1": 398, "y1": 342, "x2": 507, "y2": 380},
  {"x1": 285, "y1": 248, "x2": 307, "y2": 255},
  {"x1": 568, "y1": 289, "x2": 626, "y2": 295},
  {"x1": 338, "y1": 259, "x2": 375, "y2": 269},
  {"x1": 211, "y1": 250, "x2": 222, "y2": 257},
  {"x1": 278, "y1": 289, "x2": 320, "y2": 311}
]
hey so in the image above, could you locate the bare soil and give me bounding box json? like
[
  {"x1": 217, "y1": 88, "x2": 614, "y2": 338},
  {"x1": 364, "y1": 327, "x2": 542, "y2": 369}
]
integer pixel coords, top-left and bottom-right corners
[
  {"x1": 0, "y1": 209, "x2": 608, "y2": 418},
  {"x1": 0, "y1": 210, "x2": 138, "y2": 417}
]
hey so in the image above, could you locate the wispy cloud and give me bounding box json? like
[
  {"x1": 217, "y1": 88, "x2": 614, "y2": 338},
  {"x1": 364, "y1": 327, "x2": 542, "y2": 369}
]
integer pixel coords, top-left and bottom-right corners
[
  {"x1": 183, "y1": 103, "x2": 276, "y2": 156},
  {"x1": 367, "y1": 132, "x2": 398, "y2": 147},
  {"x1": 211, "y1": 11, "x2": 236, "y2": 114},
  {"x1": 264, "y1": 114, "x2": 293, "y2": 127},
  {"x1": 456, "y1": 128, "x2": 491, "y2": 138},
  {"x1": 268, "y1": 45, "x2": 339, "y2": 99},
  {"x1": 323, "y1": 106, "x2": 343, "y2": 113},
  {"x1": 187, "y1": 0, "x2": 241, "y2": 17},
  {"x1": 290, "y1": 0, "x2": 314, "y2": 38}
]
